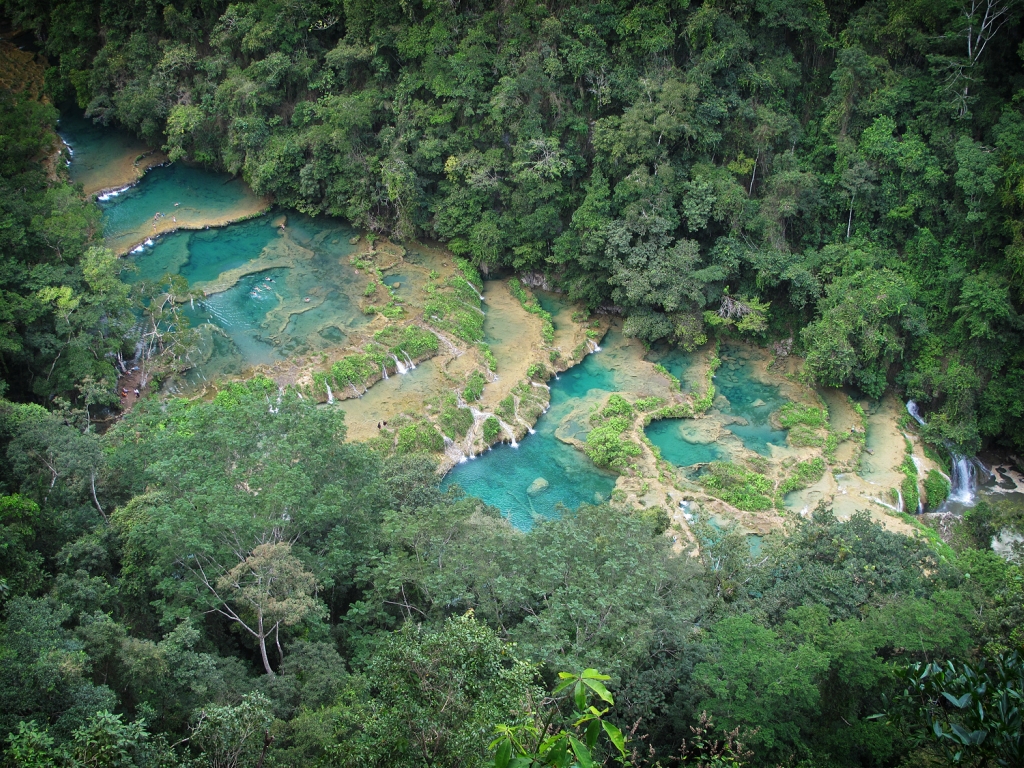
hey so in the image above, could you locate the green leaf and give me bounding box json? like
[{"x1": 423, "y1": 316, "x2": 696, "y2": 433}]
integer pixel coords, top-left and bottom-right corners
[
  {"x1": 495, "y1": 740, "x2": 512, "y2": 768},
  {"x1": 568, "y1": 736, "x2": 594, "y2": 768},
  {"x1": 574, "y1": 681, "x2": 587, "y2": 711},
  {"x1": 602, "y1": 721, "x2": 627, "y2": 755},
  {"x1": 581, "y1": 678, "x2": 614, "y2": 704},
  {"x1": 581, "y1": 669, "x2": 611, "y2": 681},
  {"x1": 942, "y1": 691, "x2": 971, "y2": 708},
  {"x1": 584, "y1": 719, "x2": 600, "y2": 749}
]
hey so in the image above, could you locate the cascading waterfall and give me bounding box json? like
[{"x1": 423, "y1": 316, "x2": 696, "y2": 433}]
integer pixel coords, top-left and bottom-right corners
[
  {"x1": 497, "y1": 418, "x2": 519, "y2": 448},
  {"x1": 460, "y1": 277, "x2": 485, "y2": 302},
  {"x1": 401, "y1": 350, "x2": 416, "y2": 370},
  {"x1": 381, "y1": 365, "x2": 389, "y2": 380},
  {"x1": 906, "y1": 400, "x2": 989, "y2": 506},
  {"x1": 531, "y1": 381, "x2": 550, "y2": 391},
  {"x1": 349, "y1": 383, "x2": 361, "y2": 398},
  {"x1": 326, "y1": 384, "x2": 334, "y2": 404},
  {"x1": 391, "y1": 354, "x2": 407, "y2": 375},
  {"x1": 896, "y1": 487, "x2": 904, "y2": 514},
  {"x1": 586, "y1": 338, "x2": 602, "y2": 353}
]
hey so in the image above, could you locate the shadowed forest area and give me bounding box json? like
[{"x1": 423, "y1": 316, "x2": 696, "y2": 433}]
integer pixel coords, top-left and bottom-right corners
[{"x1": 1, "y1": 0, "x2": 1024, "y2": 766}]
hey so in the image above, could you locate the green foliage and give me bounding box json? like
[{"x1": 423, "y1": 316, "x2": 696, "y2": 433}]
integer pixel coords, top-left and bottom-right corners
[
  {"x1": 883, "y1": 651, "x2": 1023, "y2": 768},
  {"x1": 700, "y1": 463, "x2": 775, "y2": 511},
  {"x1": 463, "y1": 370, "x2": 486, "y2": 403},
  {"x1": 495, "y1": 396, "x2": 516, "y2": 424},
  {"x1": 331, "y1": 354, "x2": 376, "y2": 389},
  {"x1": 778, "y1": 458, "x2": 827, "y2": 497},
  {"x1": 439, "y1": 393, "x2": 473, "y2": 440},
  {"x1": 374, "y1": 325, "x2": 440, "y2": 359},
  {"x1": 489, "y1": 668, "x2": 630, "y2": 767},
  {"x1": 479, "y1": 344, "x2": 498, "y2": 373},
  {"x1": 653, "y1": 364, "x2": 682, "y2": 392},
  {"x1": 924, "y1": 469, "x2": 951, "y2": 509},
  {"x1": 396, "y1": 420, "x2": 445, "y2": 455},
  {"x1": 779, "y1": 403, "x2": 828, "y2": 429},
  {"x1": 482, "y1": 416, "x2": 502, "y2": 443},
  {"x1": 599, "y1": 394, "x2": 634, "y2": 421},
  {"x1": 694, "y1": 350, "x2": 722, "y2": 414},
  {"x1": 584, "y1": 417, "x2": 642, "y2": 471}
]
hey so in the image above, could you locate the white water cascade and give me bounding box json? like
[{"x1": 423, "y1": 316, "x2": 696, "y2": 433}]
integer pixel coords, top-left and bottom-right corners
[
  {"x1": 906, "y1": 400, "x2": 990, "y2": 506},
  {"x1": 531, "y1": 381, "x2": 550, "y2": 391},
  {"x1": 402, "y1": 350, "x2": 416, "y2": 370},
  {"x1": 350, "y1": 383, "x2": 361, "y2": 398},
  {"x1": 381, "y1": 365, "x2": 389, "y2": 380},
  {"x1": 460, "y1": 277, "x2": 485, "y2": 302},
  {"x1": 586, "y1": 338, "x2": 602, "y2": 353},
  {"x1": 391, "y1": 354, "x2": 408, "y2": 375},
  {"x1": 496, "y1": 418, "x2": 519, "y2": 448},
  {"x1": 326, "y1": 384, "x2": 335, "y2": 404}
]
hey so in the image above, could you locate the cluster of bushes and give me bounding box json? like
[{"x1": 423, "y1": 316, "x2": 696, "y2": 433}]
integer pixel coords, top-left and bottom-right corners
[
  {"x1": 584, "y1": 396, "x2": 643, "y2": 471},
  {"x1": 778, "y1": 458, "x2": 828, "y2": 498},
  {"x1": 438, "y1": 392, "x2": 474, "y2": 439},
  {"x1": 462, "y1": 370, "x2": 486, "y2": 402},
  {"x1": 700, "y1": 462, "x2": 775, "y2": 511}
]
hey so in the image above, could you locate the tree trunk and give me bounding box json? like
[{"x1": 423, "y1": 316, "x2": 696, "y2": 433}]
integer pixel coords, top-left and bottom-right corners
[{"x1": 257, "y1": 614, "x2": 274, "y2": 675}]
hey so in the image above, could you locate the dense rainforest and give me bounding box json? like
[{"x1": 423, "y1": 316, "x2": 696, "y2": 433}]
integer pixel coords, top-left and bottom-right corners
[
  {"x1": 1, "y1": 0, "x2": 1024, "y2": 766},
  {"x1": 5, "y1": 0, "x2": 1024, "y2": 452}
]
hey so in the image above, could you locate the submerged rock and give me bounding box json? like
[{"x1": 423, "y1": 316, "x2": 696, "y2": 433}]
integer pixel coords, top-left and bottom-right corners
[
  {"x1": 751, "y1": 398, "x2": 766, "y2": 407},
  {"x1": 527, "y1": 477, "x2": 550, "y2": 495}
]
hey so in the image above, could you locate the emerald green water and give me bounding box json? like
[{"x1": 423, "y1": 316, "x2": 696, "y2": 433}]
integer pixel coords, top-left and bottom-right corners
[
  {"x1": 101, "y1": 163, "x2": 263, "y2": 254},
  {"x1": 124, "y1": 214, "x2": 370, "y2": 385},
  {"x1": 441, "y1": 316, "x2": 635, "y2": 529},
  {"x1": 644, "y1": 344, "x2": 789, "y2": 468},
  {"x1": 645, "y1": 344, "x2": 695, "y2": 390},
  {"x1": 57, "y1": 110, "x2": 153, "y2": 196},
  {"x1": 646, "y1": 419, "x2": 723, "y2": 466},
  {"x1": 714, "y1": 346, "x2": 789, "y2": 455}
]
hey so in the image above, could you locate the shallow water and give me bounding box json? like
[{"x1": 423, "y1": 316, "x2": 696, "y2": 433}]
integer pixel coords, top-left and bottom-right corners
[
  {"x1": 645, "y1": 344, "x2": 695, "y2": 390},
  {"x1": 58, "y1": 110, "x2": 160, "y2": 196},
  {"x1": 646, "y1": 419, "x2": 723, "y2": 466},
  {"x1": 125, "y1": 213, "x2": 372, "y2": 384},
  {"x1": 440, "y1": 370, "x2": 618, "y2": 528},
  {"x1": 439, "y1": 316, "x2": 659, "y2": 528},
  {"x1": 101, "y1": 163, "x2": 266, "y2": 254},
  {"x1": 713, "y1": 346, "x2": 788, "y2": 455}
]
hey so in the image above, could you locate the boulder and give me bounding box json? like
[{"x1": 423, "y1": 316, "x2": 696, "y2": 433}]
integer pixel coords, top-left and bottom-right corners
[{"x1": 527, "y1": 477, "x2": 550, "y2": 495}]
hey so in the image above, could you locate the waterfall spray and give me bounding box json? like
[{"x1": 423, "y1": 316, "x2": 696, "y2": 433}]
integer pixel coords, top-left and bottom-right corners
[
  {"x1": 381, "y1": 365, "x2": 389, "y2": 380},
  {"x1": 906, "y1": 400, "x2": 990, "y2": 507},
  {"x1": 402, "y1": 350, "x2": 416, "y2": 370},
  {"x1": 391, "y1": 354, "x2": 407, "y2": 375},
  {"x1": 326, "y1": 384, "x2": 334, "y2": 404}
]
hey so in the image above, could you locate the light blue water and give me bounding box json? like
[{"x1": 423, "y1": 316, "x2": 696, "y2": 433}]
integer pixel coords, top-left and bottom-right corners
[
  {"x1": 646, "y1": 419, "x2": 723, "y2": 466},
  {"x1": 645, "y1": 344, "x2": 695, "y2": 389},
  {"x1": 442, "y1": 305, "x2": 629, "y2": 529},
  {"x1": 715, "y1": 346, "x2": 788, "y2": 455},
  {"x1": 122, "y1": 213, "x2": 370, "y2": 383},
  {"x1": 99, "y1": 163, "x2": 262, "y2": 254}
]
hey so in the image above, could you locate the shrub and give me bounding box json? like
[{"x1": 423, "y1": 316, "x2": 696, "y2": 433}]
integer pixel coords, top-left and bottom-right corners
[
  {"x1": 496, "y1": 395, "x2": 516, "y2": 423},
  {"x1": 396, "y1": 420, "x2": 445, "y2": 454},
  {"x1": 788, "y1": 424, "x2": 825, "y2": 447},
  {"x1": 483, "y1": 416, "x2": 502, "y2": 443},
  {"x1": 439, "y1": 393, "x2": 473, "y2": 439},
  {"x1": 478, "y1": 343, "x2": 497, "y2": 372},
  {"x1": 778, "y1": 457, "x2": 827, "y2": 496},
  {"x1": 584, "y1": 417, "x2": 642, "y2": 470},
  {"x1": 923, "y1": 469, "x2": 950, "y2": 509},
  {"x1": 700, "y1": 462, "x2": 774, "y2": 511},
  {"x1": 463, "y1": 370, "x2": 485, "y2": 402},
  {"x1": 779, "y1": 402, "x2": 828, "y2": 429}
]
